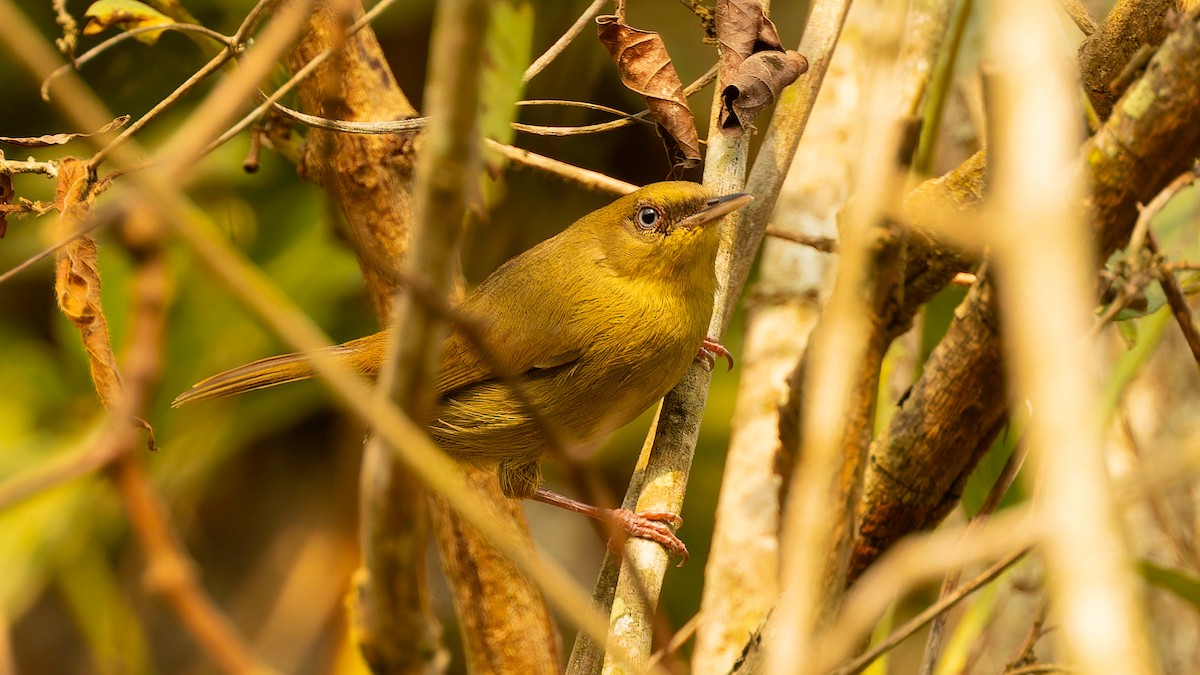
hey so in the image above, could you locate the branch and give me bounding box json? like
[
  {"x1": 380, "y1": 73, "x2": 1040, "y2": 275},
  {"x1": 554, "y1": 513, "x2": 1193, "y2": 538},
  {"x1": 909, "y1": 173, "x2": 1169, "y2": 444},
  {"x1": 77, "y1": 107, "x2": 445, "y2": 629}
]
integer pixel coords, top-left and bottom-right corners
[
  {"x1": 523, "y1": 0, "x2": 608, "y2": 82},
  {"x1": 1078, "y1": 0, "x2": 1175, "y2": 120},
  {"x1": 851, "y1": 5, "x2": 1200, "y2": 579}
]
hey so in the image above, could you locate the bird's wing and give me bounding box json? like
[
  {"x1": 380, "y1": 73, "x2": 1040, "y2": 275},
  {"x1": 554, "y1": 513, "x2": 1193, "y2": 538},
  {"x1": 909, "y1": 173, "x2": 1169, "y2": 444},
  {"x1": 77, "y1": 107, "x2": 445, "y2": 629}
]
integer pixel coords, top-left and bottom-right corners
[{"x1": 435, "y1": 246, "x2": 589, "y2": 397}]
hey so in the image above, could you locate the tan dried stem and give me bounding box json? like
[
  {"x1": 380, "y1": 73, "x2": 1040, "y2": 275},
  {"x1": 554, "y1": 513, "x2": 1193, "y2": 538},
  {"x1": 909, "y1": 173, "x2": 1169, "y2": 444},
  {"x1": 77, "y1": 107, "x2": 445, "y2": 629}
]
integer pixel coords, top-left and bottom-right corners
[
  {"x1": 583, "y1": 3, "x2": 854, "y2": 673},
  {"x1": 767, "y1": 3, "x2": 911, "y2": 673},
  {"x1": 987, "y1": 1, "x2": 1159, "y2": 672},
  {"x1": 280, "y1": 0, "x2": 435, "y2": 669},
  {"x1": 833, "y1": 546, "x2": 1031, "y2": 675},
  {"x1": 918, "y1": 440, "x2": 1029, "y2": 674},
  {"x1": 1057, "y1": 0, "x2": 1099, "y2": 36},
  {"x1": 563, "y1": 1, "x2": 773, "y2": 671},
  {"x1": 690, "y1": 0, "x2": 872, "y2": 668},
  {"x1": 523, "y1": 0, "x2": 608, "y2": 82},
  {"x1": 814, "y1": 505, "x2": 1040, "y2": 673}
]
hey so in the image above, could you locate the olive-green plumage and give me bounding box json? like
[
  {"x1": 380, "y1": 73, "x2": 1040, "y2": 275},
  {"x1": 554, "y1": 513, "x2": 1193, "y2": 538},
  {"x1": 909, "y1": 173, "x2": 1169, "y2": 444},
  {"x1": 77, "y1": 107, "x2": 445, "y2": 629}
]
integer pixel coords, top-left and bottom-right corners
[{"x1": 174, "y1": 181, "x2": 750, "y2": 499}]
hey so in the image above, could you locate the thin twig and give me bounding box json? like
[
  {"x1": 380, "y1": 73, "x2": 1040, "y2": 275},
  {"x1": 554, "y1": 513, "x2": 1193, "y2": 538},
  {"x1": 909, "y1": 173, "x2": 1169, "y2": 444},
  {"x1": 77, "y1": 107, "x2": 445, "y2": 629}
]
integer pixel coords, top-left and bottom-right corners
[
  {"x1": 86, "y1": 47, "x2": 235, "y2": 172},
  {"x1": 0, "y1": 422, "x2": 128, "y2": 511},
  {"x1": 1003, "y1": 602, "x2": 1049, "y2": 672},
  {"x1": 42, "y1": 23, "x2": 234, "y2": 99},
  {"x1": 517, "y1": 98, "x2": 642, "y2": 117},
  {"x1": 1162, "y1": 261, "x2": 1200, "y2": 273},
  {"x1": 201, "y1": 0, "x2": 403, "y2": 157},
  {"x1": 81, "y1": 0, "x2": 280, "y2": 171},
  {"x1": 1056, "y1": 0, "x2": 1099, "y2": 36},
  {"x1": 485, "y1": 139, "x2": 635, "y2": 194},
  {"x1": 831, "y1": 546, "x2": 1031, "y2": 675},
  {"x1": 523, "y1": 0, "x2": 608, "y2": 83},
  {"x1": 919, "y1": 440, "x2": 1029, "y2": 674},
  {"x1": 0, "y1": 158, "x2": 59, "y2": 177},
  {"x1": 1005, "y1": 665, "x2": 1077, "y2": 675},
  {"x1": 1148, "y1": 231, "x2": 1200, "y2": 368},
  {"x1": 644, "y1": 611, "x2": 700, "y2": 672},
  {"x1": 0, "y1": 205, "x2": 115, "y2": 285},
  {"x1": 1128, "y1": 169, "x2": 1196, "y2": 255},
  {"x1": 764, "y1": 225, "x2": 837, "y2": 253},
  {"x1": 515, "y1": 66, "x2": 716, "y2": 137},
  {"x1": 115, "y1": 457, "x2": 278, "y2": 675}
]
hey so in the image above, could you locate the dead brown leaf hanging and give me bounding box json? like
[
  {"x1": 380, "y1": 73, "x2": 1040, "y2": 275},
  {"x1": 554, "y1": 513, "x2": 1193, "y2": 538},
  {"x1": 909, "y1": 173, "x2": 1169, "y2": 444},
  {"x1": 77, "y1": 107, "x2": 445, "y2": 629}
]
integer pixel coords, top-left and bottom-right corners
[
  {"x1": 719, "y1": 49, "x2": 808, "y2": 136},
  {"x1": 54, "y1": 158, "x2": 124, "y2": 410},
  {"x1": 0, "y1": 169, "x2": 12, "y2": 238},
  {"x1": 597, "y1": 14, "x2": 702, "y2": 170},
  {"x1": 715, "y1": 0, "x2": 807, "y2": 136}
]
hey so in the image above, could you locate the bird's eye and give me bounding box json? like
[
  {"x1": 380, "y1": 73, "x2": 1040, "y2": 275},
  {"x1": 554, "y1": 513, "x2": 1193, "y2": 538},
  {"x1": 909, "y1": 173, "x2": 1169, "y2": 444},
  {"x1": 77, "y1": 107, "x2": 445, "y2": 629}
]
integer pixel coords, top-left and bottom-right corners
[{"x1": 636, "y1": 206, "x2": 661, "y2": 230}]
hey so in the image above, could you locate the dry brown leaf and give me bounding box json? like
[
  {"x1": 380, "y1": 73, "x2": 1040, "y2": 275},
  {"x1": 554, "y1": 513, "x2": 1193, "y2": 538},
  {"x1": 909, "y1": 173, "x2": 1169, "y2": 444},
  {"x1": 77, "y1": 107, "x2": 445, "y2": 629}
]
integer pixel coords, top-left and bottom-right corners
[
  {"x1": 714, "y1": 0, "x2": 806, "y2": 136},
  {"x1": 54, "y1": 158, "x2": 123, "y2": 410},
  {"x1": 0, "y1": 171, "x2": 12, "y2": 238},
  {"x1": 53, "y1": 0, "x2": 79, "y2": 59},
  {"x1": 715, "y1": 0, "x2": 785, "y2": 83},
  {"x1": 0, "y1": 114, "x2": 130, "y2": 148},
  {"x1": 718, "y1": 50, "x2": 808, "y2": 137},
  {"x1": 597, "y1": 14, "x2": 701, "y2": 170}
]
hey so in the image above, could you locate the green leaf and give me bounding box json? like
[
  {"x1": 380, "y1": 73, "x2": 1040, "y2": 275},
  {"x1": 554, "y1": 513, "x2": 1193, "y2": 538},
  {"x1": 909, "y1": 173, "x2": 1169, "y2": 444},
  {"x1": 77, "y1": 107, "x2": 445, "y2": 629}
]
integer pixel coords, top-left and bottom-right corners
[
  {"x1": 84, "y1": 0, "x2": 174, "y2": 44},
  {"x1": 479, "y1": 0, "x2": 533, "y2": 177},
  {"x1": 1138, "y1": 559, "x2": 1200, "y2": 610}
]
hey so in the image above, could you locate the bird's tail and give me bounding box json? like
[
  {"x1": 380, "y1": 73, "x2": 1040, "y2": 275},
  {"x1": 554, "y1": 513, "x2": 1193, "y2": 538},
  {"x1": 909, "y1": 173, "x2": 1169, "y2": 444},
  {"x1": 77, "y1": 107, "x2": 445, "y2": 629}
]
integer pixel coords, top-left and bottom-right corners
[
  {"x1": 172, "y1": 330, "x2": 390, "y2": 407},
  {"x1": 172, "y1": 350, "x2": 327, "y2": 407}
]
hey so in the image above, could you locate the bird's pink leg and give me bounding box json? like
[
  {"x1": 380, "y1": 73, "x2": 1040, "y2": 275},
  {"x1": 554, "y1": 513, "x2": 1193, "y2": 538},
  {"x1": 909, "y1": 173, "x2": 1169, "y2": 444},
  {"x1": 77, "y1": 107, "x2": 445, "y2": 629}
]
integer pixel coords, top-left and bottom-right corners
[
  {"x1": 697, "y1": 337, "x2": 734, "y2": 371},
  {"x1": 532, "y1": 488, "x2": 689, "y2": 565}
]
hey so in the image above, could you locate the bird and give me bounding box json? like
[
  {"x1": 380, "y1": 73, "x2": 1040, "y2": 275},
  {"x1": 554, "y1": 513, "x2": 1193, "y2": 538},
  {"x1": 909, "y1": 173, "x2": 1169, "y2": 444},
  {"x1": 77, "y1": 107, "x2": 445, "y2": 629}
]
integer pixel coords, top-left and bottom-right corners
[{"x1": 173, "y1": 181, "x2": 751, "y2": 562}]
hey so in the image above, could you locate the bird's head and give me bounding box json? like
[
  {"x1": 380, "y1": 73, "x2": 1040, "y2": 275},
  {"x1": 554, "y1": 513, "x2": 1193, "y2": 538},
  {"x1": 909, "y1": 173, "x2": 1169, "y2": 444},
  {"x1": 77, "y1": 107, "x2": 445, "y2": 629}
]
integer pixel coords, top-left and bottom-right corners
[{"x1": 580, "y1": 181, "x2": 752, "y2": 283}]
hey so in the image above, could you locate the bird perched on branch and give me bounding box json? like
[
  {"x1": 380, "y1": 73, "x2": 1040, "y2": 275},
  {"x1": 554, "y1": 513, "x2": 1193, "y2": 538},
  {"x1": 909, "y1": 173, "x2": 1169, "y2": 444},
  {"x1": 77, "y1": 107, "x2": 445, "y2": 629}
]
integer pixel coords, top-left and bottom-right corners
[{"x1": 174, "y1": 181, "x2": 750, "y2": 562}]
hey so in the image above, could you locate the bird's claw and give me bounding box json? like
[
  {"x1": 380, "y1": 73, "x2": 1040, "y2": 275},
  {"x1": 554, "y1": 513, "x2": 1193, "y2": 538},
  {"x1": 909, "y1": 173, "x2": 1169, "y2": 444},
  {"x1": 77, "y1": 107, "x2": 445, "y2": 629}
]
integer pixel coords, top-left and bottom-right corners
[
  {"x1": 606, "y1": 508, "x2": 689, "y2": 566},
  {"x1": 697, "y1": 337, "x2": 734, "y2": 371}
]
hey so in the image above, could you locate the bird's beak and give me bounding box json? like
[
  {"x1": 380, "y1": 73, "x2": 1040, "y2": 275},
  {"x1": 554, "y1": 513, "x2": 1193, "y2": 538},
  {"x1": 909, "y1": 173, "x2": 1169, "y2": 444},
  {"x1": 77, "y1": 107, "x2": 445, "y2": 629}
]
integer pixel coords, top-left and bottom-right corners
[{"x1": 676, "y1": 193, "x2": 754, "y2": 230}]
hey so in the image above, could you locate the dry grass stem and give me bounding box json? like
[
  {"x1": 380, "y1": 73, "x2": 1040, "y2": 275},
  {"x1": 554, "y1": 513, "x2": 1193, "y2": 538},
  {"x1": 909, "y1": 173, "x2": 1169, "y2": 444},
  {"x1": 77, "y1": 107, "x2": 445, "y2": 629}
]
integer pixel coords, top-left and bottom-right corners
[
  {"x1": 987, "y1": 1, "x2": 1159, "y2": 672},
  {"x1": 523, "y1": 0, "x2": 608, "y2": 83},
  {"x1": 818, "y1": 506, "x2": 1040, "y2": 673},
  {"x1": 833, "y1": 546, "x2": 1031, "y2": 675},
  {"x1": 768, "y1": 3, "x2": 910, "y2": 672},
  {"x1": 919, "y1": 441, "x2": 1030, "y2": 673},
  {"x1": 1056, "y1": 0, "x2": 1099, "y2": 36}
]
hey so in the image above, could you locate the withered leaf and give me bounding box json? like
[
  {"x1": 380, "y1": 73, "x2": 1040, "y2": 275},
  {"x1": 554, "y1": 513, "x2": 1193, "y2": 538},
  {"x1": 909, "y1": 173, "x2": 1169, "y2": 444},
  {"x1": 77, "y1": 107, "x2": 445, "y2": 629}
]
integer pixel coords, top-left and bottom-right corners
[
  {"x1": 0, "y1": 171, "x2": 12, "y2": 237},
  {"x1": 0, "y1": 114, "x2": 130, "y2": 148},
  {"x1": 83, "y1": 0, "x2": 173, "y2": 44},
  {"x1": 715, "y1": 0, "x2": 806, "y2": 136},
  {"x1": 716, "y1": 0, "x2": 786, "y2": 84},
  {"x1": 719, "y1": 50, "x2": 808, "y2": 137},
  {"x1": 54, "y1": 158, "x2": 123, "y2": 410},
  {"x1": 597, "y1": 14, "x2": 701, "y2": 170}
]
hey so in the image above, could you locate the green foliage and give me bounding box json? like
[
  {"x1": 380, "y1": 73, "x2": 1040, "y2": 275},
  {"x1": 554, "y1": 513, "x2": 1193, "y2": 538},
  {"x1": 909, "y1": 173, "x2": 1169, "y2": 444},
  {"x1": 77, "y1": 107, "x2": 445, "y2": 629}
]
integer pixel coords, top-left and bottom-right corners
[{"x1": 1139, "y1": 559, "x2": 1200, "y2": 610}]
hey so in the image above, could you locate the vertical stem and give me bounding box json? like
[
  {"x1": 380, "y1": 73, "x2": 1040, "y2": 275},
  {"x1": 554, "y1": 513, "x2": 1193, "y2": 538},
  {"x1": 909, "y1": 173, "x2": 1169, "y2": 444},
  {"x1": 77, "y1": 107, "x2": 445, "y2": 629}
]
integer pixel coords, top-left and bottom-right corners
[
  {"x1": 987, "y1": 1, "x2": 1160, "y2": 673},
  {"x1": 356, "y1": 0, "x2": 490, "y2": 672}
]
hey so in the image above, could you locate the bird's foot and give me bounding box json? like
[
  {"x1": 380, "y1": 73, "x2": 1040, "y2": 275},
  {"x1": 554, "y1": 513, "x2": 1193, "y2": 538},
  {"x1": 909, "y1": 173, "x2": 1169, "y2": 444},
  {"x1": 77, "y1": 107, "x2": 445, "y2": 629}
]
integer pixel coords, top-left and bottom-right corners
[
  {"x1": 606, "y1": 508, "x2": 689, "y2": 566},
  {"x1": 697, "y1": 337, "x2": 734, "y2": 371}
]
